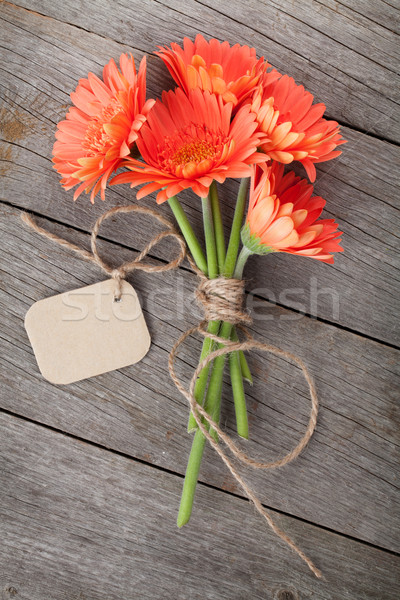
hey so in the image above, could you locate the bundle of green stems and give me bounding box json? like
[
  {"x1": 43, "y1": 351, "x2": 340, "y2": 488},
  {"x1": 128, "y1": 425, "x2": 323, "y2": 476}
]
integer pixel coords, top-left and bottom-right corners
[{"x1": 167, "y1": 178, "x2": 253, "y2": 527}]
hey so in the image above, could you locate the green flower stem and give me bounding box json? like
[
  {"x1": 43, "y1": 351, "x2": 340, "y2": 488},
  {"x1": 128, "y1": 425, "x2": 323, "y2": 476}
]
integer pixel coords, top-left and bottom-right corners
[
  {"x1": 202, "y1": 195, "x2": 218, "y2": 280},
  {"x1": 177, "y1": 179, "x2": 251, "y2": 526},
  {"x1": 231, "y1": 328, "x2": 253, "y2": 385},
  {"x1": 187, "y1": 181, "x2": 251, "y2": 433},
  {"x1": 209, "y1": 181, "x2": 226, "y2": 272},
  {"x1": 179, "y1": 192, "x2": 222, "y2": 527},
  {"x1": 187, "y1": 319, "x2": 221, "y2": 432},
  {"x1": 234, "y1": 245, "x2": 253, "y2": 279},
  {"x1": 186, "y1": 195, "x2": 219, "y2": 432},
  {"x1": 225, "y1": 182, "x2": 252, "y2": 387},
  {"x1": 219, "y1": 178, "x2": 253, "y2": 428},
  {"x1": 226, "y1": 247, "x2": 253, "y2": 439},
  {"x1": 223, "y1": 177, "x2": 249, "y2": 277},
  {"x1": 202, "y1": 180, "x2": 251, "y2": 441},
  {"x1": 229, "y1": 349, "x2": 248, "y2": 439},
  {"x1": 204, "y1": 319, "x2": 233, "y2": 442},
  {"x1": 168, "y1": 195, "x2": 208, "y2": 275},
  {"x1": 177, "y1": 429, "x2": 206, "y2": 527},
  {"x1": 167, "y1": 194, "x2": 219, "y2": 440},
  {"x1": 178, "y1": 345, "x2": 224, "y2": 527}
]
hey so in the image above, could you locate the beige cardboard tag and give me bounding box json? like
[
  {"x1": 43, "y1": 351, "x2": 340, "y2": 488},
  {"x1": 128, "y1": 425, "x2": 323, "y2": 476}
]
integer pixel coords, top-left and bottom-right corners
[{"x1": 24, "y1": 279, "x2": 151, "y2": 385}]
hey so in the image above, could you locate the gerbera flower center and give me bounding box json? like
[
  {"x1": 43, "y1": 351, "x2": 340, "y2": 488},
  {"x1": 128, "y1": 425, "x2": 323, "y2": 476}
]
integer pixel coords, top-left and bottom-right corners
[
  {"x1": 172, "y1": 139, "x2": 217, "y2": 165},
  {"x1": 157, "y1": 124, "x2": 230, "y2": 178},
  {"x1": 82, "y1": 100, "x2": 123, "y2": 156}
]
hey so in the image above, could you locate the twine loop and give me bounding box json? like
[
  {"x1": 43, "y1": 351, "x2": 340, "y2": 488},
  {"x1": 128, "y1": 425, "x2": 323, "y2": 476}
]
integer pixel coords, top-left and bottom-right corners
[
  {"x1": 168, "y1": 322, "x2": 321, "y2": 579},
  {"x1": 22, "y1": 205, "x2": 186, "y2": 300}
]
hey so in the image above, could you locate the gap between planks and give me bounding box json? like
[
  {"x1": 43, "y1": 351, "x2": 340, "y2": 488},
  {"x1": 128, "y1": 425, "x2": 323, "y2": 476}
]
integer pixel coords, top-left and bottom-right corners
[
  {"x1": 3, "y1": 0, "x2": 399, "y2": 145},
  {"x1": 1, "y1": 404, "x2": 399, "y2": 560}
]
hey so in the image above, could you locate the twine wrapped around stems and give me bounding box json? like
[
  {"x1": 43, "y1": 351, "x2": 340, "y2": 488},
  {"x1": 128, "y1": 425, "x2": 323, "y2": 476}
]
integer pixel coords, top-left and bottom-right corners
[
  {"x1": 22, "y1": 205, "x2": 322, "y2": 579},
  {"x1": 169, "y1": 261, "x2": 321, "y2": 579}
]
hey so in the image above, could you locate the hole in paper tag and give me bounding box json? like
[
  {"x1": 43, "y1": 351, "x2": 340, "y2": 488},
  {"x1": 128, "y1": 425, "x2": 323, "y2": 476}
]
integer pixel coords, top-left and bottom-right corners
[{"x1": 24, "y1": 279, "x2": 151, "y2": 385}]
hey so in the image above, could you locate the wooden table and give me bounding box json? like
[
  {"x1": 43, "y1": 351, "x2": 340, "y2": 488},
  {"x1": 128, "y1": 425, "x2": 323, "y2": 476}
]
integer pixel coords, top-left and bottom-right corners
[{"x1": 1, "y1": 1, "x2": 399, "y2": 598}]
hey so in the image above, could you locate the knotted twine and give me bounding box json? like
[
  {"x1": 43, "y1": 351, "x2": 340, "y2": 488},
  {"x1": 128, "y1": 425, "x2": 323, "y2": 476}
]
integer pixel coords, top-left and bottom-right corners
[
  {"x1": 21, "y1": 205, "x2": 186, "y2": 300},
  {"x1": 22, "y1": 205, "x2": 322, "y2": 579}
]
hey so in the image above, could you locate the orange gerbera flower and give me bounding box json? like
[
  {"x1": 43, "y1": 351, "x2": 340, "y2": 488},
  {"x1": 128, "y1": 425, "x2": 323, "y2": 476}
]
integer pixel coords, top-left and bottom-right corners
[
  {"x1": 242, "y1": 162, "x2": 343, "y2": 263},
  {"x1": 111, "y1": 88, "x2": 268, "y2": 203},
  {"x1": 251, "y1": 71, "x2": 345, "y2": 181},
  {"x1": 53, "y1": 54, "x2": 155, "y2": 202},
  {"x1": 156, "y1": 35, "x2": 266, "y2": 108}
]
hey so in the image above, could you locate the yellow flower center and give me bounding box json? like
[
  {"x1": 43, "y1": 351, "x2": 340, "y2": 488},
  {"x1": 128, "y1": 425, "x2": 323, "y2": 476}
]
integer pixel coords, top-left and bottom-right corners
[
  {"x1": 157, "y1": 124, "x2": 231, "y2": 178},
  {"x1": 172, "y1": 140, "x2": 217, "y2": 166}
]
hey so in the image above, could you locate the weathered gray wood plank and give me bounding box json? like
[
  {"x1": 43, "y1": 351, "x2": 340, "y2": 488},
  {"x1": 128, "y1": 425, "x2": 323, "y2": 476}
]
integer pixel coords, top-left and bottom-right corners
[
  {"x1": 1, "y1": 412, "x2": 399, "y2": 600},
  {"x1": 1, "y1": 203, "x2": 399, "y2": 553},
  {"x1": 337, "y1": 0, "x2": 400, "y2": 33},
  {"x1": 8, "y1": 0, "x2": 400, "y2": 142},
  {"x1": 264, "y1": 0, "x2": 400, "y2": 70},
  {"x1": 1, "y1": 0, "x2": 399, "y2": 596},
  {"x1": 1, "y1": 1, "x2": 399, "y2": 344}
]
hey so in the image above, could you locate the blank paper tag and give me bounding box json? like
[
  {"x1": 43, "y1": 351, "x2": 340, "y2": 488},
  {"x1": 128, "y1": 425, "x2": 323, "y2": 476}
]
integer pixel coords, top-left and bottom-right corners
[{"x1": 24, "y1": 279, "x2": 151, "y2": 385}]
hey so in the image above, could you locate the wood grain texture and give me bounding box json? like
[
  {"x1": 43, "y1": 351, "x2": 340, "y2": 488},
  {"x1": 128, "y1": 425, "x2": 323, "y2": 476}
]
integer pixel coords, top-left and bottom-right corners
[
  {"x1": 8, "y1": 0, "x2": 400, "y2": 142},
  {"x1": 337, "y1": 0, "x2": 400, "y2": 33},
  {"x1": 1, "y1": 412, "x2": 399, "y2": 600},
  {"x1": 1, "y1": 203, "x2": 399, "y2": 553},
  {"x1": 1, "y1": 0, "x2": 400, "y2": 595},
  {"x1": 1, "y1": 0, "x2": 399, "y2": 345}
]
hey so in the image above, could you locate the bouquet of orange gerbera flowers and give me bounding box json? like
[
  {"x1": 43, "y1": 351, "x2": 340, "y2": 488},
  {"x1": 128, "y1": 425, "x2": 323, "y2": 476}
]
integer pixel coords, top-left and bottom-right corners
[{"x1": 53, "y1": 35, "x2": 344, "y2": 574}]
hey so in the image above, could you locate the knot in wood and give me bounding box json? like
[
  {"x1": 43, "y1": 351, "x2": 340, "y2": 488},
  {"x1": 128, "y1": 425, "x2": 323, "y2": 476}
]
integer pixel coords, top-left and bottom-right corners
[{"x1": 195, "y1": 277, "x2": 252, "y2": 325}]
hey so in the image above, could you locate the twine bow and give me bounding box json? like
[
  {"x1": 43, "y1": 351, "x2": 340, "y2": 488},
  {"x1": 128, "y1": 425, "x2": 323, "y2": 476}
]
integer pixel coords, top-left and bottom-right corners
[
  {"x1": 22, "y1": 205, "x2": 321, "y2": 579},
  {"x1": 21, "y1": 205, "x2": 186, "y2": 299}
]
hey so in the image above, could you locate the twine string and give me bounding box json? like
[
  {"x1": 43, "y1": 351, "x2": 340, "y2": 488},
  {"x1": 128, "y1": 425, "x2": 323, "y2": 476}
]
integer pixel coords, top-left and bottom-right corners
[
  {"x1": 21, "y1": 205, "x2": 186, "y2": 299},
  {"x1": 168, "y1": 276, "x2": 322, "y2": 579},
  {"x1": 22, "y1": 205, "x2": 321, "y2": 578}
]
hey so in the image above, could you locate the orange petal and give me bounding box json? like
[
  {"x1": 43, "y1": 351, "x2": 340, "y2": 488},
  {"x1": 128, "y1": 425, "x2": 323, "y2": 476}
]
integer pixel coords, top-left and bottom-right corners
[
  {"x1": 191, "y1": 54, "x2": 206, "y2": 69},
  {"x1": 208, "y1": 63, "x2": 224, "y2": 79},
  {"x1": 291, "y1": 209, "x2": 308, "y2": 227},
  {"x1": 262, "y1": 216, "x2": 294, "y2": 245},
  {"x1": 276, "y1": 202, "x2": 294, "y2": 218}
]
